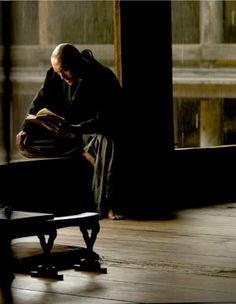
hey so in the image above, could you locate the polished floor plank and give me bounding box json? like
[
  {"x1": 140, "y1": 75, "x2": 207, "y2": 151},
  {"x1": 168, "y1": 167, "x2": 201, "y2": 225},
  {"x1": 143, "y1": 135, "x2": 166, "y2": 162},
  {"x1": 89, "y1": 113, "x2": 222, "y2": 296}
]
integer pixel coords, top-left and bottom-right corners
[{"x1": 8, "y1": 202, "x2": 236, "y2": 303}]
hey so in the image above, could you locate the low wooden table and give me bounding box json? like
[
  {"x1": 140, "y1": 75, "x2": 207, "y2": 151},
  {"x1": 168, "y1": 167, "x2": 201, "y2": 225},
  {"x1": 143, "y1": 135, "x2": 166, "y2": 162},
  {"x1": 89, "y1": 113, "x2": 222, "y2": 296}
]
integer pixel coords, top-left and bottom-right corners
[
  {"x1": 0, "y1": 210, "x2": 55, "y2": 303},
  {"x1": 0, "y1": 209, "x2": 105, "y2": 282},
  {"x1": 0, "y1": 209, "x2": 54, "y2": 237}
]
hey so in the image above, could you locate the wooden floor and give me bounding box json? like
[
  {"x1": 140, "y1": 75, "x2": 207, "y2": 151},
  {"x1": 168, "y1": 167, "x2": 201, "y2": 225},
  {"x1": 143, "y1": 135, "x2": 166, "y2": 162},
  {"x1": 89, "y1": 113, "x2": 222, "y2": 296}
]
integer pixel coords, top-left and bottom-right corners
[{"x1": 5, "y1": 202, "x2": 236, "y2": 303}]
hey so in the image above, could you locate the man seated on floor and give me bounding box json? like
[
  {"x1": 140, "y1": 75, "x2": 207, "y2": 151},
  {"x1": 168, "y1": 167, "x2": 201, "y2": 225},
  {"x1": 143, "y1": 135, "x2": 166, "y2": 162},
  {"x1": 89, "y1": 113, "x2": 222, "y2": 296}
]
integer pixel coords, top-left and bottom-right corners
[{"x1": 16, "y1": 43, "x2": 124, "y2": 220}]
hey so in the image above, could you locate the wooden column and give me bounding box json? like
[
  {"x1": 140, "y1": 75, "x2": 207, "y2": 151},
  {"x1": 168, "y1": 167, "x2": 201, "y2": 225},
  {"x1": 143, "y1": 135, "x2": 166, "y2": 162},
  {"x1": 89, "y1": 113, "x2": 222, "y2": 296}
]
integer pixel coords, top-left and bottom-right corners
[
  {"x1": 119, "y1": 0, "x2": 173, "y2": 153},
  {"x1": 116, "y1": 0, "x2": 174, "y2": 214},
  {"x1": 113, "y1": 0, "x2": 122, "y2": 85},
  {"x1": 200, "y1": 99, "x2": 223, "y2": 146},
  {"x1": 200, "y1": 0, "x2": 223, "y2": 44},
  {"x1": 199, "y1": 1, "x2": 223, "y2": 147},
  {"x1": 38, "y1": 1, "x2": 61, "y2": 44}
]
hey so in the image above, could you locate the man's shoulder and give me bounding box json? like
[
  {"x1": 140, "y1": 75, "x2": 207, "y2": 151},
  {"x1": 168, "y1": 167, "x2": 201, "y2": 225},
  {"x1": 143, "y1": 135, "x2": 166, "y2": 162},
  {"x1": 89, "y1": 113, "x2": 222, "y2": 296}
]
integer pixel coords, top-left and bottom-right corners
[
  {"x1": 46, "y1": 67, "x2": 56, "y2": 77},
  {"x1": 45, "y1": 67, "x2": 61, "y2": 83},
  {"x1": 81, "y1": 49, "x2": 106, "y2": 70},
  {"x1": 45, "y1": 66, "x2": 53, "y2": 74},
  {"x1": 81, "y1": 49, "x2": 120, "y2": 85},
  {"x1": 81, "y1": 49, "x2": 94, "y2": 61}
]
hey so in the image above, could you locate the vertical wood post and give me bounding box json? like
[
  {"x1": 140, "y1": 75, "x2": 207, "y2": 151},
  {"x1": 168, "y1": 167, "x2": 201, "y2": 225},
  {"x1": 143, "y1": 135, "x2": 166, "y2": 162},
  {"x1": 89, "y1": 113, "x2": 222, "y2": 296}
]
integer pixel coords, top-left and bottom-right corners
[
  {"x1": 199, "y1": 1, "x2": 224, "y2": 146},
  {"x1": 113, "y1": 0, "x2": 122, "y2": 85},
  {"x1": 115, "y1": 0, "x2": 174, "y2": 213}
]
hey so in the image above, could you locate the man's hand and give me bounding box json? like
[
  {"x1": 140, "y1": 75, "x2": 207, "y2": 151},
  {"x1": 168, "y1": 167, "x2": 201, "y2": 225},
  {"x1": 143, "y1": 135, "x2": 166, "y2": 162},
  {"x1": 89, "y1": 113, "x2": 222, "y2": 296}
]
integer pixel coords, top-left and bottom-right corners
[
  {"x1": 38, "y1": 115, "x2": 81, "y2": 139},
  {"x1": 37, "y1": 114, "x2": 62, "y2": 134},
  {"x1": 16, "y1": 130, "x2": 28, "y2": 151}
]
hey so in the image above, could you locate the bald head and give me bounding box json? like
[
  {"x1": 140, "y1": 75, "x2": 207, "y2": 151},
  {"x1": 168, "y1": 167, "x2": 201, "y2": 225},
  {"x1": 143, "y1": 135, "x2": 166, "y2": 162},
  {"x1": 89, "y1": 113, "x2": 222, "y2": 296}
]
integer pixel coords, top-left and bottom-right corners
[
  {"x1": 51, "y1": 43, "x2": 82, "y2": 86},
  {"x1": 51, "y1": 43, "x2": 81, "y2": 68}
]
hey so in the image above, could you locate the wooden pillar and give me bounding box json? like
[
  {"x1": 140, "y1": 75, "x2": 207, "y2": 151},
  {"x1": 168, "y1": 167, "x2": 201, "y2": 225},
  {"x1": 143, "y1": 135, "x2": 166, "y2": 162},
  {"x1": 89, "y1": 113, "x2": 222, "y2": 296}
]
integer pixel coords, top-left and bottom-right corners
[
  {"x1": 200, "y1": 0, "x2": 223, "y2": 44},
  {"x1": 113, "y1": 0, "x2": 122, "y2": 85},
  {"x1": 1, "y1": 1, "x2": 12, "y2": 164},
  {"x1": 199, "y1": 1, "x2": 223, "y2": 147},
  {"x1": 200, "y1": 99, "x2": 223, "y2": 146},
  {"x1": 116, "y1": 0, "x2": 174, "y2": 213},
  {"x1": 119, "y1": 0, "x2": 174, "y2": 154},
  {"x1": 38, "y1": 1, "x2": 61, "y2": 44}
]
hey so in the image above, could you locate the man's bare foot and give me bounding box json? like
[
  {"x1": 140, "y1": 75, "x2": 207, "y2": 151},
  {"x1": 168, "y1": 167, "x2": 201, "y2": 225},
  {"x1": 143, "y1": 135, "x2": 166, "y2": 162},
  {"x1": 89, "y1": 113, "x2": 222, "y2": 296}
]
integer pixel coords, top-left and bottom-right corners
[{"x1": 107, "y1": 209, "x2": 124, "y2": 220}]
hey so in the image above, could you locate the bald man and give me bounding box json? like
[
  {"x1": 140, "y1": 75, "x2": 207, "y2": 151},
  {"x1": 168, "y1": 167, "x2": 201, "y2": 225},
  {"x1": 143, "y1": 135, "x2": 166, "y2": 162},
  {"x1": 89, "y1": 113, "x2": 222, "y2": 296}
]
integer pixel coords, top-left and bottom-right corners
[{"x1": 16, "y1": 43, "x2": 123, "y2": 219}]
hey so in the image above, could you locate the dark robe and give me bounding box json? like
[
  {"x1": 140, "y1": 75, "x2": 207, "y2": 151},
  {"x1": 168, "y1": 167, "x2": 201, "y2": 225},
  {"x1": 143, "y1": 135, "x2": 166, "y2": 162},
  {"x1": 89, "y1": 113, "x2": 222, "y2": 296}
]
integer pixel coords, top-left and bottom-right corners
[{"x1": 21, "y1": 50, "x2": 123, "y2": 215}]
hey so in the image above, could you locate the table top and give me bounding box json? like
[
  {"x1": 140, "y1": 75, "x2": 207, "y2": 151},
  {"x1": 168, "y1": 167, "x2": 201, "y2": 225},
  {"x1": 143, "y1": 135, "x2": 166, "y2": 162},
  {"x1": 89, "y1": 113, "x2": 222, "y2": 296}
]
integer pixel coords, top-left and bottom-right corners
[
  {"x1": 0, "y1": 209, "x2": 54, "y2": 223},
  {"x1": 0, "y1": 209, "x2": 55, "y2": 239}
]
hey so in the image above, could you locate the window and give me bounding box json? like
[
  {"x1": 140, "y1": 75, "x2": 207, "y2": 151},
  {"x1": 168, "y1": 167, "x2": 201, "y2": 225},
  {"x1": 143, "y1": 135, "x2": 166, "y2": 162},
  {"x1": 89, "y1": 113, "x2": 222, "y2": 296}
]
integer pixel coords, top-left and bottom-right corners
[{"x1": 172, "y1": 0, "x2": 236, "y2": 149}]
